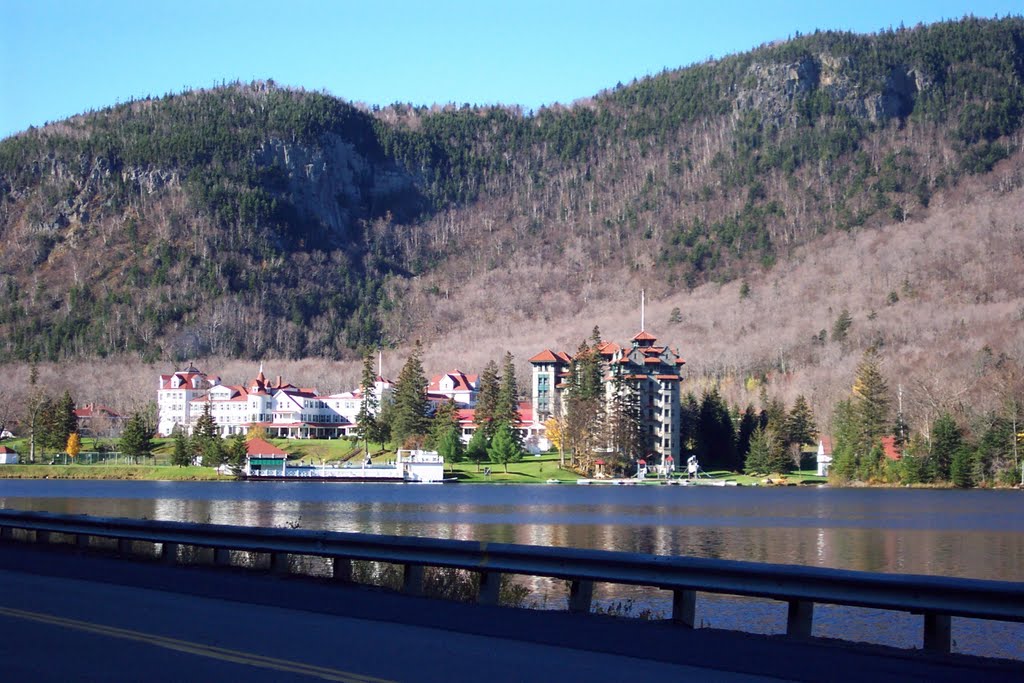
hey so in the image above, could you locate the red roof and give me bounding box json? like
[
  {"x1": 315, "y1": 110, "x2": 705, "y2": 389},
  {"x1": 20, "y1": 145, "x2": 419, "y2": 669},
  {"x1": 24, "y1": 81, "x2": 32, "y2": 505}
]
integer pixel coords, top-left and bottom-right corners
[
  {"x1": 427, "y1": 370, "x2": 478, "y2": 393},
  {"x1": 633, "y1": 330, "x2": 657, "y2": 342},
  {"x1": 246, "y1": 438, "x2": 289, "y2": 457},
  {"x1": 881, "y1": 436, "x2": 901, "y2": 461},
  {"x1": 74, "y1": 404, "x2": 121, "y2": 419},
  {"x1": 0, "y1": 445, "x2": 16, "y2": 454},
  {"x1": 529, "y1": 349, "x2": 561, "y2": 363}
]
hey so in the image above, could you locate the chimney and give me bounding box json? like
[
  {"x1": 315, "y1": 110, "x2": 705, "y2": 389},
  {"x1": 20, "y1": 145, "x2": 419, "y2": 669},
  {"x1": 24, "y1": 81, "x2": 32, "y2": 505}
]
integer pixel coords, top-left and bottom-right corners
[{"x1": 276, "y1": 375, "x2": 282, "y2": 388}]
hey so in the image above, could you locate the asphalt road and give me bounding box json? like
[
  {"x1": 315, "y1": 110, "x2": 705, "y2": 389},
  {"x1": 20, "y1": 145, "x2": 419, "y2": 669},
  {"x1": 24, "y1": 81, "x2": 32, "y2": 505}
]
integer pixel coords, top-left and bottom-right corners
[{"x1": 0, "y1": 541, "x2": 1020, "y2": 682}]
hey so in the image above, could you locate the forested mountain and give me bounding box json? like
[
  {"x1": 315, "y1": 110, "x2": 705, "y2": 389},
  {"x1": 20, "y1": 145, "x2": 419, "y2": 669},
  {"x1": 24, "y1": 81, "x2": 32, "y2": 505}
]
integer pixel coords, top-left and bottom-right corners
[{"x1": 2, "y1": 16, "x2": 1024, "y2": 363}]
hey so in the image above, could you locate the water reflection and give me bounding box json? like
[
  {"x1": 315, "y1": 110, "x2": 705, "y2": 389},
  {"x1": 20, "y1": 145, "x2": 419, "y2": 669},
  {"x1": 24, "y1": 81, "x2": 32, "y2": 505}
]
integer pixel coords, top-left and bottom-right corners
[
  {"x1": 3, "y1": 482, "x2": 1023, "y2": 580},
  {"x1": 3, "y1": 481, "x2": 1023, "y2": 658}
]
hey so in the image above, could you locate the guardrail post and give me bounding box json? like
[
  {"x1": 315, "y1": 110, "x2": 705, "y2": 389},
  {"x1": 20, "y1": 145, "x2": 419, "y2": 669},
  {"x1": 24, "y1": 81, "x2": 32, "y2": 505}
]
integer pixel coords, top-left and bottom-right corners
[
  {"x1": 162, "y1": 542, "x2": 179, "y2": 565},
  {"x1": 214, "y1": 548, "x2": 231, "y2": 566},
  {"x1": 270, "y1": 553, "x2": 290, "y2": 574},
  {"x1": 117, "y1": 539, "x2": 132, "y2": 556},
  {"x1": 403, "y1": 564, "x2": 424, "y2": 596},
  {"x1": 787, "y1": 600, "x2": 814, "y2": 638},
  {"x1": 35, "y1": 530, "x2": 51, "y2": 545},
  {"x1": 478, "y1": 571, "x2": 502, "y2": 606},
  {"x1": 672, "y1": 589, "x2": 697, "y2": 628},
  {"x1": 332, "y1": 558, "x2": 352, "y2": 582},
  {"x1": 568, "y1": 579, "x2": 593, "y2": 614},
  {"x1": 923, "y1": 613, "x2": 952, "y2": 653},
  {"x1": 75, "y1": 534, "x2": 90, "y2": 550},
  {"x1": 1, "y1": 526, "x2": 13, "y2": 541}
]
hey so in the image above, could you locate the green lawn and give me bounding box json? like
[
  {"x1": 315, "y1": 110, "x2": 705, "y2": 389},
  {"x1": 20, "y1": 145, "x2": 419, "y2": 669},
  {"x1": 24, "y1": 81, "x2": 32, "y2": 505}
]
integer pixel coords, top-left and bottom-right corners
[
  {"x1": 448, "y1": 453, "x2": 582, "y2": 483},
  {"x1": 0, "y1": 464, "x2": 228, "y2": 480}
]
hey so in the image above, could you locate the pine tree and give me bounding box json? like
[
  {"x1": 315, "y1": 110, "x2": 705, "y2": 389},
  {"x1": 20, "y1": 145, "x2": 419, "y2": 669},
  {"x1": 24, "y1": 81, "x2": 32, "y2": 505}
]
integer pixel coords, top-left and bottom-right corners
[
  {"x1": 391, "y1": 341, "x2": 429, "y2": 445},
  {"x1": 466, "y1": 429, "x2": 489, "y2": 471},
  {"x1": 429, "y1": 398, "x2": 458, "y2": 449},
  {"x1": 436, "y1": 423, "x2": 465, "y2": 472},
  {"x1": 191, "y1": 403, "x2": 221, "y2": 466},
  {"x1": 736, "y1": 404, "x2": 759, "y2": 461},
  {"x1": 474, "y1": 360, "x2": 500, "y2": 439},
  {"x1": 853, "y1": 350, "x2": 890, "y2": 447},
  {"x1": 56, "y1": 390, "x2": 78, "y2": 446},
  {"x1": 228, "y1": 432, "x2": 248, "y2": 476},
  {"x1": 355, "y1": 350, "x2": 379, "y2": 456},
  {"x1": 194, "y1": 402, "x2": 218, "y2": 440},
  {"x1": 679, "y1": 393, "x2": 699, "y2": 454},
  {"x1": 488, "y1": 422, "x2": 523, "y2": 474},
  {"x1": 695, "y1": 388, "x2": 737, "y2": 471},
  {"x1": 495, "y1": 351, "x2": 520, "y2": 428},
  {"x1": 171, "y1": 427, "x2": 191, "y2": 467},
  {"x1": 930, "y1": 412, "x2": 961, "y2": 482},
  {"x1": 785, "y1": 395, "x2": 817, "y2": 447},
  {"x1": 950, "y1": 445, "x2": 975, "y2": 488},
  {"x1": 36, "y1": 396, "x2": 61, "y2": 455},
  {"x1": 744, "y1": 425, "x2": 789, "y2": 475},
  {"x1": 120, "y1": 413, "x2": 153, "y2": 462}
]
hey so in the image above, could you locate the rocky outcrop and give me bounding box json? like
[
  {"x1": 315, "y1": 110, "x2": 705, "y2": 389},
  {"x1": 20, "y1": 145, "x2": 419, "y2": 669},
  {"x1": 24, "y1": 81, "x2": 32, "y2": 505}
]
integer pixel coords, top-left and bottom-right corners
[
  {"x1": 255, "y1": 134, "x2": 420, "y2": 243},
  {"x1": 736, "y1": 53, "x2": 925, "y2": 125}
]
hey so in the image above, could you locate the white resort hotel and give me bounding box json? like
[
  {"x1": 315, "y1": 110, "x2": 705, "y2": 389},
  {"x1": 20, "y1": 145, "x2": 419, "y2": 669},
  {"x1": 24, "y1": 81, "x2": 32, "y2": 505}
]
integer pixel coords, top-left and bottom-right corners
[{"x1": 157, "y1": 328, "x2": 685, "y2": 457}]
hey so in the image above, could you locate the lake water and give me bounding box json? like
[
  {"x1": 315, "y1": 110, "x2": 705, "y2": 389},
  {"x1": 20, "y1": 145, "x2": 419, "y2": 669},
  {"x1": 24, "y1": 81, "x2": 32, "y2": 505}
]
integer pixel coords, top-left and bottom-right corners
[{"x1": 2, "y1": 481, "x2": 1022, "y2": 659}]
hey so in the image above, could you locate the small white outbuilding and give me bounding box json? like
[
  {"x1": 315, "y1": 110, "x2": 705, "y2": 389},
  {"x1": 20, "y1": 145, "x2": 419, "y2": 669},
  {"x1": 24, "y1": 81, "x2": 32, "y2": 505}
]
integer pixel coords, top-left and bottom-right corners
[{"x1": 0, "y1": 445, "x2": 20, "y2": 465}]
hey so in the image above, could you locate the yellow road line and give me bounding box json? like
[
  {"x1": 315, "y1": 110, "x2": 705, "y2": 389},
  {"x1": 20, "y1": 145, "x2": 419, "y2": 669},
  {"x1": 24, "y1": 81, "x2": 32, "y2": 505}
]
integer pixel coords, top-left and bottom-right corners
[{"x1": 0, "y1": 606, "x2": 396, "y2": 683}]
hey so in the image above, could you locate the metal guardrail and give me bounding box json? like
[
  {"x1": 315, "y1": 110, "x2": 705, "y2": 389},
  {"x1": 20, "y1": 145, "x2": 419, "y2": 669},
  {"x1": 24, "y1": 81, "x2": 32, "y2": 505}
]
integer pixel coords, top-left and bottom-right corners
[{"x1": 1, "y1": 508, "x2": 1021, "y2": 654}]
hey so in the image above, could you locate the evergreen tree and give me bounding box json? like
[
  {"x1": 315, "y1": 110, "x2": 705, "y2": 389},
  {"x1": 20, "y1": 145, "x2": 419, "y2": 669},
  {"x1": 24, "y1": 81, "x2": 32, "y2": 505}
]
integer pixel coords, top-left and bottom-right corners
[
  {"x1": 745, "y1": 425, "x2": 790, "y2": 475},
  {"x1": 429, "y1": 399, "x2": 459, "y2": 449},
  {"x1": 171, "y1": 427, "x2": 191, "y2": 467},
  {"x1": 831, "y1": 308, "x2": 853, "y2": 343},
  {"x1": 56, "y1": 390, "x2": 78, "y2": 446},
  {"x1": 436, "y1": 423, "x2": 465, "y2": 472},
  {"x1": 475, "y1": 360, "x2": 501, "y2": 439},
  {"x1": 355, "y1": 350, "x2": 379, "y2": 456},
  {"x1": 202, "y1": 436, "x2": 227, "y2": 468},
  {"x1": 828, "y1": 399, "x2": 860, "y2": 482},
  {"x1": 930, "y1": 412, "x2": 962, "y2": 482},
  {"x1": 488, "y1": 422, "x2": 523, "y2": 474},
  {"x1": 36, "y1": 396, "x2": 61, "y2": 455},
  {"x1": 191, "y1": 402, "x2": 219, "y2": 465},
  {"x1": 227, "y1": 432, "x2": 248, "y2": 476},
  {"x1": 853, "y1": 350, "x2": 890, "y2": 447},
  {"x1": 898, "y1": 435, "x2": 929, "y2": 484},
  {"x1": 695, "y1": 388, "x2": 738, "y2": 471},
  {"x1": 120, "y1": 413, "x2": 153, "y2": 462},
  {"x1": 950, "y1": 445, "x2": 975, "y2": 488},
  {"x1": 193, "y1": 402, "x2": 219, "y2": 440},
  {"x1": 466, "y1": 429, "x2": 489, "y2": 471},
  {"x1": 785, "y1": 395, "x2": 817, "y2": 447},
  {"x1": 678, "y1": 392, "x2": 700, "y2": 454},
  {"x1": 736, "y1": 404, "x2": 759, "y2": 462},
  {"x1": 495, "y1": 351, "x2": 520, "y2": 429},
  {"x1": 391, "y1": 342, "x2": 430, "y2": 445}
]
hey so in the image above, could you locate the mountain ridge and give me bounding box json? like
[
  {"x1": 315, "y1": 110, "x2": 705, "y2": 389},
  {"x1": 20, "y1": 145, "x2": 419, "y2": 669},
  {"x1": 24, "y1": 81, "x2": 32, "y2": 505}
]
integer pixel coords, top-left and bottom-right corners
[{"x1": 1, "y1": 16, "x2": 1023, "y2": 390}]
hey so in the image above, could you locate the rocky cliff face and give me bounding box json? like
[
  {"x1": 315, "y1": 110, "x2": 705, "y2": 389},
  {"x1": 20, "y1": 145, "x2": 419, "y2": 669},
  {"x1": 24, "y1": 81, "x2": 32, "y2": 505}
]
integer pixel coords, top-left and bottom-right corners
[
  {"x1": 255, "y1": 133, "x2": 419, "y2": 243},
  {"x1": 736, "y1": 53, "x2": 924, "y2": 125}
]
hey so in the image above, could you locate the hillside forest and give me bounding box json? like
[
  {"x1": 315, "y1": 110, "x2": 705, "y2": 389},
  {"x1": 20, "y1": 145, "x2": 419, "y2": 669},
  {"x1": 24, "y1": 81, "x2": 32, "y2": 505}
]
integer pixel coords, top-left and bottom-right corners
[{"x1": 1, "y1": 17, "x2": 1023, "y2": 484}]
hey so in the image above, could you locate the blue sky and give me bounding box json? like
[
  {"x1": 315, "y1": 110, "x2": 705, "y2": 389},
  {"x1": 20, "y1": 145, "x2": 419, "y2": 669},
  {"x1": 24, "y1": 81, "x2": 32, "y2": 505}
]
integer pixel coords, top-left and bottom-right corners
[{"x1": 2, "y1": 1, "x2": 1021, "y2": 139}]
